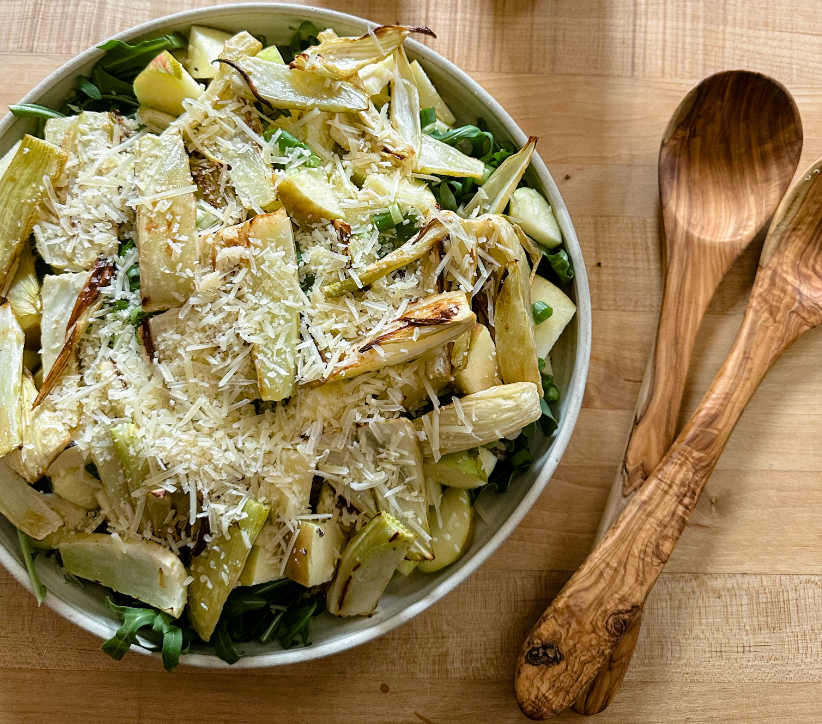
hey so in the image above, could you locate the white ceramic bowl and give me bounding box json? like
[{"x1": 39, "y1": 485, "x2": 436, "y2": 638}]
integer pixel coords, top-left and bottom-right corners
[{"x1": 0, "y1": 4, "x2": 591, "y2": 667}]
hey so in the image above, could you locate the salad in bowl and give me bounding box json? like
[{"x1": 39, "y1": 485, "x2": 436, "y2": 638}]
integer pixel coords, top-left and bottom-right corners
[{"x1": 0, "y1": 17, "x2": 577, "y2": 669}]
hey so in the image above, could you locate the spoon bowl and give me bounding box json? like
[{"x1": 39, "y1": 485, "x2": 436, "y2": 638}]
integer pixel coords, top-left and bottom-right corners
[{"x1": 660, "y1": 70, "x2": 803, "y2": 249}]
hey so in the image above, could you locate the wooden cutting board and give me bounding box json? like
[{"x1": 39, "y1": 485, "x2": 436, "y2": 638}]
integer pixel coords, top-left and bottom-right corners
[{"x1": 3, "y1": 1, "x2": 822, "y2": 722}]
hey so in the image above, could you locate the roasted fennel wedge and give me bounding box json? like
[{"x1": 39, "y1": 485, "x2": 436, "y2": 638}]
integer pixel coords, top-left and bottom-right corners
[
  {"x1": 0, "y1": 135, "x2": 66, "y2": 288},
  {"x1": 60, "y1": 533, "x2": 189, "y2": 617},
  {"x1": 187, "y1": 497, "x2": 269, "y2": 641},
  {"x1": 326, "y1": 512, "x2": 415, "y2": 617},
  {"x1": 223, "y1": 55, "x2": 369, "y2": 113},
  {"x1": 415, "y1": 382, "x2": 543, "y2": 459},
  {"x1": 329, "y1": 292, "x2": 475, "y2": 381},
  {"x1": 134, "y1": 131, "x2": 198, "y2": 312},
  {"x1": 0, "y1": 305, "x2": 24, "y2": 456}
]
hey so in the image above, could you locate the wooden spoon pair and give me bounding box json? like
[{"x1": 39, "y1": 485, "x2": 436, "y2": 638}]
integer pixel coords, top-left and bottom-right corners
[{"x1": 515, "y1": 70, "x2": 809, "y2": 718}]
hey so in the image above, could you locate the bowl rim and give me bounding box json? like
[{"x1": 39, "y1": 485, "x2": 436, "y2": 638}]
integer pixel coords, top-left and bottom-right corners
[{"x1": 0, "y1": 2, "x2": 592, "y2": 668}]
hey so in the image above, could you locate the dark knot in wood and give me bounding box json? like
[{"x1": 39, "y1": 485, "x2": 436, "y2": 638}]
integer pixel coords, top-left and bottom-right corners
[
  {"x1": 605, "y1": 606, "x2": 642, "y2": 638},
  {"x1": 525, "y1": 642, "x2": 564, "y2": 667}
]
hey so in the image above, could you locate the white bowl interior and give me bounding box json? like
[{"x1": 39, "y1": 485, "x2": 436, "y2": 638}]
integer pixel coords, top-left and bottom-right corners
[{"x1": 0, "y1": 4, "x2": 591, "y2": 667}]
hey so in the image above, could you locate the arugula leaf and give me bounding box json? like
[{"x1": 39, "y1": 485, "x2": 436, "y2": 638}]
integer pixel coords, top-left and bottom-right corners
[
  {"x1": 78, "y1": 77, "x2": 102, "y2": 100},
  {"x1": 151, "y1": 611, "x2": 186, "y2": 671},
  {"x1": 92, "y1": 65, "x2": 135, "y2": 97},
  {"x1": 102, "y1": 598, "x2": 186, "y2": 672},
  {"x1": 285, "y1": 21, "x2": 320, "y2": 63},
  {"x1": 436, "y1": 181, "x2": 459, "y2": 211},
  {"x1": 17, "y1": 529, "x2": 47, "y2": 606},
  {"x1": 426, "y1": 117, "x2": 515, "y2": 169},
  {"x1": 278, "y1": 599, "x2": 317, "y2": 649},
  {"x1": 427, "y1": 124, "x2": 494, "y2": 161},
  {"x1": 9, "y1": 104, "x2": 65, "y2": 120},
  {"x1": 540, "y1": 398, "x2": 559, "y2": 435},
  {"x1": 419, "y1": 107, "x2": 436, "y2": 128},
  {"x1": 221, "y1": 589, "x2": 268, "y2": 620},
  {"x1": 97, "y1": 33, "x2": 188, "y2": 79},
  {"x1": 101, "y1": 598, "x2": 159, "y2": 660},
  {"x1": 212, "y1": 620, "x2": 241, "y2": 665}
]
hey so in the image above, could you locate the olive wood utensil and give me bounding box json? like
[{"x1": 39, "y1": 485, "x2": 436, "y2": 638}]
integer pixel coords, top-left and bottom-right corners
[
  {"x1": 573, "y1": 71, "x2": 803, "y2": 715},
  {"x1": 515, "y1": 157, "x2": 822, "y2": 720}
]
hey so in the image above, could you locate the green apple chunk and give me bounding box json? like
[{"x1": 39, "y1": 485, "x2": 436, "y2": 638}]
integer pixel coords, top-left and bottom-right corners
[
  {"x1": 257, "y1": 45, "x2": 285, "y2": 63},
  {"x1": 284, "y1": 520, "x2": 346, "y2": 587},
  {"x1": 418, "y1": 487, "x2": 476, "y2": 573},
  {"x1": 238, "y1": 523, "x2": 282, "y2": 587},
  {"x1": 186, "y1": 25, "x2": 233, "y2": 79},
  {"x1": 47, "y1": 446, "x2": 101, "y2": 510},
  {"x1": 423, "y1": 447, "x2": 498, "y2": 490},
  {"x1": 327, "y1": 512, "x2": 415, "y2": 617},
  {"x1": 133, "y1": 50, "x2": 203, "y2": 117},
  {"x1": 276, "y1": 170, "x2": 344, "y2": 225},
  {"x1": 508, "y1": 187, "x2": 563, "y2": 249},
  {"x1": 59, "y1": 533, "x2": 188, "y2": 617},
  {"x1": 415, "y1": 135, "x2": 484, "y2": 179},
  {"x1": 531, "y1": 274, "x2": 577, "y2": 359},
  {"x1": 409, "y1": 60, "x2": 456, "y2": 125},
  {"x1": 454, "y1": 323, "x2": 501, "y2": 395}
]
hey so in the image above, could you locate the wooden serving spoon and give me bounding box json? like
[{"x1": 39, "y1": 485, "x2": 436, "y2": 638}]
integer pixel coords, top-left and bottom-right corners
[
  {"x1": 514, "y1": 157, "x2": 822, "y2": 719},
  {"x1": 572, "y1": 72, "x2": 803, "y2": 715}
]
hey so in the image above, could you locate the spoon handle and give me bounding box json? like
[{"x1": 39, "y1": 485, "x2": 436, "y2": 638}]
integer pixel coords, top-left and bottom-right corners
[
  {"x1": 514, "y1": 287, "x2": 803, "y2": 720},
  {"x1": 611, "y1": 242, "x2": 726, "y2": 501},
  {"x1": 571, "y1": 236, "x2": 734, "y2": 714}
]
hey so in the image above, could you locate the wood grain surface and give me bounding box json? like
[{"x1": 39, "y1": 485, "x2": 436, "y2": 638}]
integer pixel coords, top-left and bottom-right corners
[{"x1": 3, "y1": 1, "x2": 822, "y2": 722}]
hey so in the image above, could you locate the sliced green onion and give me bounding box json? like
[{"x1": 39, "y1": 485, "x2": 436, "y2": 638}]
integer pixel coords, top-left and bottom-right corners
[
  {"x1": 532, "y1": 301, "x2": 553, "y2": 324},
  {"x1": 373, "y1": 210, "x2": 397, "y2": 232},
  {"x1": 542, "y1": 375, "x2": 560, "y2": 403},
  {"x1": 388, "y1": 203, "x2": 404, "y2": 226},
  {"x1": 263, "y1": 129, "x2": 321, "y2": 167},
  {"x1": 543, "y1": 248, "x2": 574, "y2": 284}
]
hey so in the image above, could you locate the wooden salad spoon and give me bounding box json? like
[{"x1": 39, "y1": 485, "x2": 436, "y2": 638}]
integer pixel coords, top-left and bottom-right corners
[
  {"x1": 572, "y1": 71, "x2": 803, "y2": 715},
  {"x1": 514, "y1": 158, "x2": 822, "y2": 720}
]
